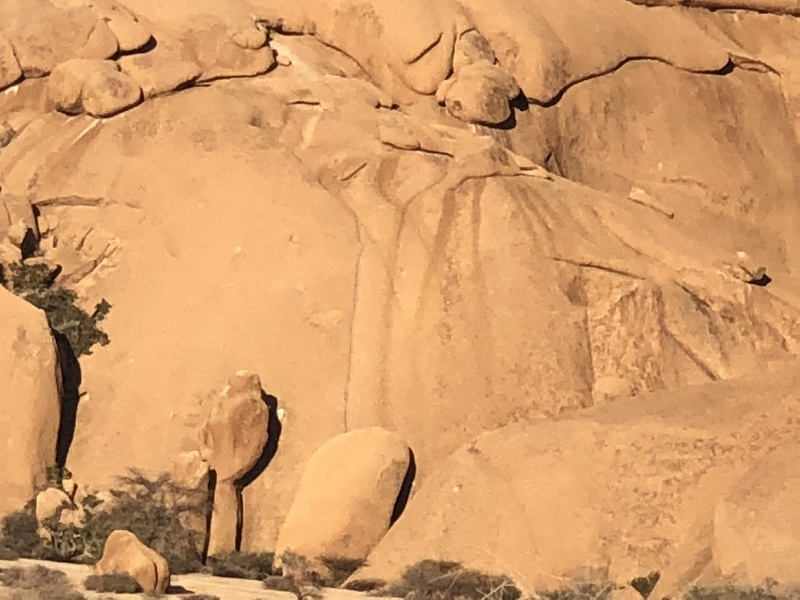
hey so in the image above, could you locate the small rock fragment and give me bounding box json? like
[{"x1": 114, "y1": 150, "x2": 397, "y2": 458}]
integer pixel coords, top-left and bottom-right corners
[
  {"x1": 452, "y1": 30, "x2": 496, "y2": 75},
  {"x1": 94, "y1": 530, "x2": 171, "y2": 593},
  {"x1": 0, "y1": 122, "x2": 17, "y2": 148},
  {"x1": 723, "y1": 250, "x2": 767, "y2": 284},
  {"x1": 232, "y1": 27, "x2": 268, "y2": 50},
  {"x1": 438, "y1": 62, "x2": 520, "y2": 126}
]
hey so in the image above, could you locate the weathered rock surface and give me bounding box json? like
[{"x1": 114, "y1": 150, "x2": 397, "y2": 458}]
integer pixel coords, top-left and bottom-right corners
[
  {"x1": 0, "y1": 37, "x2": 22, "y2": 91},
  {"x1": 0, "y1": 288, "x2": 62, "y2": 518},
  {"x1": 200, "y1": 371, "x2": 270, "y2": 555},
  {"x1": 436, "y1": 62, "x2": 520, "y2": 125},
  {"x1": 3, "y1": 2, "x2": 800, "y2": 588},
  {"x1": 118, "y1": 52, "x2": 201, "y2": 99},
  {"x1": 355, "y1": 364, "x2": 800, "y2": 594},
  {"x1": 0, "y1": 193, "x2": 38, "y2": 260},
  {"x1": 276, "y1": 428, "x2": 411, "y2": 564},
  {"x1": 47, "y1": 59, "x2": 142, "y2": 117},
  {"x1": 626, "y1": 0, "x2": 800, "y2": 15},
  {"x1": 200, "y1": 371, "x2": 269, "y2": 482},
  {"x1": 94, "y1": 530, "x2": 171, "y2": 594},
  {"x1": 709, "y1": 442, "x2": 800, "y2": 589},
  {"x1": 0, "y1": 2, "x2": 118, "y2": 77}
]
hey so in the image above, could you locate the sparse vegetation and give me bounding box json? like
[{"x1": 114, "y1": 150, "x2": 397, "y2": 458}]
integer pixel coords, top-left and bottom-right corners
[
  {"x1": 0, "y1": 507, "x2": 40, "y2": 559},
  {"x1": 376, "y1": 560, "x2": 521, "y2": 600},
  {"x1": 683, "y1": 582, "x2": 800, "y2": 600},
  {"x1": 0, "y1": 470, "x2": 207, "y2": 574},
  {"x1": 83, "y1": 470, "x2": 207, "y2": 574},
  {"x1": 275, "y1": 551, "x2": 365, "y2": 588},
  {"x1": 83, "y1": 572, "x2": 143, "y2": 594},
  {"x1": 320, "y1": 556, "x2": 366, "y2": 587},
  {"x1": 0, "y1": 544, "x2": 20, "y2": 561},
  {"x1": 344, "y1": 578, "x2": 387, "y2": 592},
  {"x1": 263, "y1": 575, "x2": 299, "y2": 592},
  {"x1": 631, "y1": 571, "x2": 661, "y2": 599},
  {"x1": 0, "y1": 565, "x2": 86, "y2": 600},
  {"x1": 534, "y1": 583, "x2": 616, "y2": 600},
  {"x1": 206, "y1": 551, "x2": 275, "y2": 580},
  {"x1": 4, "y1": 260, "x2": 111, "y2": 357},
  {"x1": 45, "y1": 465, "x2": 73, "y2": 490}
]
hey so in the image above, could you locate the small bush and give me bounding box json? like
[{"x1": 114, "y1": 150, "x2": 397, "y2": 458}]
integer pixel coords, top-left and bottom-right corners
[
  {"x1": 0, "y1": 509, "x2": 40, "y2": 558},
  {"x1": 84, "y1": 572, "x2": 143, "y2": 594},
  {"x1": 0, "y1": 565, "x2": 86, "y2": 600},
  {"x1": 277, "y1": 551, "x2": 364, "y2": 588},
  {"x1": 0, "y1": 470, "x2": 207, "y2": 573},
  {"x1": 536, "y1": 583, "x2": 615, "y2": 600},
  {"x1": 0, "y1": 543, "x2": 20, "y2": 560},
  {"x1": 320, "y1": 556, "x2": 366, "y2": 587},
  {"x1": 263, "y1": 575, "x2": 299, "y2": 592},
  {"x1": 343, "y1": 578, "x2": 387, "y2": 592},
  {"x1": 380, "y1": 560, "x2": 521, "y2": 600},
  {"x1": 79, "y1": 470, "x2": 207, "y2": 573},
  {"x1": 631, "y1": 571, "x2": 660, "y2": 599},
  {"x1": 207, "y1": 551, "x2": 275, "y2": 580},
  {"x1": 682, "y1": 583, "x2": 800, "y2": 600},
  {"x1": 6, "y1": 260, "x2": 111, "y2": 357}
]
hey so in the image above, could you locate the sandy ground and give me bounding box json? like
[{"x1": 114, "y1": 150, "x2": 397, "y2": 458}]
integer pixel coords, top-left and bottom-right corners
[{"x1": 0, "y1": 557, "x2": 393, "y2": 600}]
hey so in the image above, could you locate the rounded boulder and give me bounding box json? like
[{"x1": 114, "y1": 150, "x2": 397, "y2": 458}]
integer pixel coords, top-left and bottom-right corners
[{"x1": 276, "y1": 427, "x2": 412, "y2": 564}]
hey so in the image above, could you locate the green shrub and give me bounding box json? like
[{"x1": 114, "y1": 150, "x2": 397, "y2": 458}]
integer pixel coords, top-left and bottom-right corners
[
  {"x1": 78, "y1": 470, "x2": 207, "y2": 574},
  {"x1": 0, "y1": 565, "x2": 86, "y2": 600},
  {"x1": 682, "y1": 583, "x2": 800, "y2": 600},
  {"x1": 263, "y1": 575, "x2": 299, "y2": 592},
  {"x1": 380, "y1": 560, "x2": 521, "y2": 600},
  {"x1": 631, "y1": 571, "x2": 660, "y2": 599},
  {"x1": 207, "y1": 551, "x2": 275, "y2": 580},
  {"x1": 0, "y1": 509, "x2": 40, "y2": 558},
  {"x1": 320, "y1": 556, "x2": 366, "y2": 587},
  {"x1": 6, "y1": 260, "x2": 111, "y2": 357},
  {"x1": 0, "y1": 470, "x2": 207, "y2": 573},
  {"x1": 83, "y1": 572, "x2": 143, "y2": 593},
  {"x1": 536, "y1": 583, "x2": 615, "y2": 600},
  {"x1": 343, "y1": 578, "x2": 386, "y2": 592},
  {"x1": 277, "y1": 551, "x2": 364, "y2": 588},
  {"x1": 45, "y1": 465, "x2": 73, "y2": 489},
  {"x1": 0, "y1": 543, "x2": 20, "y2": 560}
]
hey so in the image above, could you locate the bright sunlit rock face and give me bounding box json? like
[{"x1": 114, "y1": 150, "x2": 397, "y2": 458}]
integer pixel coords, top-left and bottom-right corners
[{"x1": 3, "y1": 0, "x2": 800, "y2": 595}]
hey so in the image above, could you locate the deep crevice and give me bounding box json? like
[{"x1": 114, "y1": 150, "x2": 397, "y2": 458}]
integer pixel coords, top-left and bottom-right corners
[
  {"x1": 232, "y1": 391, "x2": 282, "y2": 550},
  {"x1": 529, "y1": 56, "x2": 736, "y2": 108},
  {"x1": 54, "y1": 330, "x2": 81, "y2": 469},
  {"x1": 202, "y1": 468, "x2": 217, "y2": 563},
  {"x1": 389, "y1": 448, "x2": 416, "y2": 526}
]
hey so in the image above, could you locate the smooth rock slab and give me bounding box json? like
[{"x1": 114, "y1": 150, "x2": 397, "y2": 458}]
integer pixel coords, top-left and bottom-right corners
[
  {"x1": 118, "y1": 52, "x2": 202, "y2": 98},
  {"x1": 0, "y1": 288, "x2": 62, "y2": 518}
]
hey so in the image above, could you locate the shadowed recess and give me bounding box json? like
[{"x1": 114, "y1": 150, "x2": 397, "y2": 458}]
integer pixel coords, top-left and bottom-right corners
[
  {"x1": 233, "y1": 391, "x2": 282, "y2": 550},
  {"x1": 390, "y1": 448, "x2": 417, "y2": 526},
  {"x1": 54, "y1": 330, "x2": 81, "y2": 468}
]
